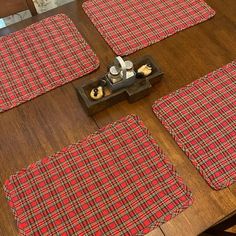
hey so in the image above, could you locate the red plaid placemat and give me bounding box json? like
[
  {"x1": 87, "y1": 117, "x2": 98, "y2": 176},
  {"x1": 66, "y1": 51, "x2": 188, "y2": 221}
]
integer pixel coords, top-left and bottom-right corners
[
  {"x1": 83, "y1": 0, "x2": 215, "y2": 56},
  {"x1": 153, "y1": 61, "x2": 236, "y2": 190},
  {"x1": 4, "y1": 115, "x2": 192, "y2": 236},
  {"x1": 0, "y1": 14, "x2": 99, "y2": 112}
]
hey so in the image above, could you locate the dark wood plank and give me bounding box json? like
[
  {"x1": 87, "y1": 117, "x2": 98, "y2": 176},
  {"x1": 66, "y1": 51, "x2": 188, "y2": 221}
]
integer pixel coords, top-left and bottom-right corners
[
  {"x1": 0, "y1": 84, "x2": 98, "y2": 235},
  {"x1": 91, "y1": 0, "x2": 236, "y2": 235},
  {"x1": 201, "y1": 211, "x2": 236, "y2": 235},
  {"x1": 0, "y1": 181, "x2": 18, "y2": 236},
  {"x1": 0, "y1": 0, "x2": 37, "y2": 18},
  {"x1": 26, "y1": 0, "x2": 37, "y2": 16},
  {"x1": 0, "y1": 83, "x2": 98, "y2": 179},
  {"x1": 0, "y1": 0, "x2": 28, "y2": 17},
  {"x1": 93, "y1": 103, "x2": 236, "y2": 236},
  {"x1": 146, "y1": 228, "x2": 165, "y2": 236},
  {"x1": 230, "y1": 185, "x2": 236, "y2": 198}
]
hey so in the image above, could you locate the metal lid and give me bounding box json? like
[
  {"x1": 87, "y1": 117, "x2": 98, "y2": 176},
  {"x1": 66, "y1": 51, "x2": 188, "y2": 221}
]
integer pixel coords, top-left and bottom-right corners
[
  {"x1": 125, "y1": 60, "x2": 133, "y2": 70},
  {"x1": 109, "y1": 66, "x2": 119, "y2": 75}
]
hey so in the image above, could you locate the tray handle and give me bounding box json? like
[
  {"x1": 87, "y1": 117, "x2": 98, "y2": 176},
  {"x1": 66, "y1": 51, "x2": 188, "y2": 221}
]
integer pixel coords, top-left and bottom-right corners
[{"x1": 114, "y1": 56, "x2": 127, "y2": 80}]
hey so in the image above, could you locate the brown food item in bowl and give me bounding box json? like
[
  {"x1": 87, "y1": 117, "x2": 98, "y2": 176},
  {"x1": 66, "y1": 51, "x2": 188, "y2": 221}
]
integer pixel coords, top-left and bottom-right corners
[
  {"x1": 90, "y1": 86, "x2": 104, "y2": 100},
  {"x1": 136, "y1": 64, "x2": 152, "y2": 78}
]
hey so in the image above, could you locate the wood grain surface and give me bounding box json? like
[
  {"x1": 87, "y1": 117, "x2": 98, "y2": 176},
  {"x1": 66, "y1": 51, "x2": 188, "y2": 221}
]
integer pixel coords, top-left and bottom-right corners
[
  {"x1": 0, "y1": 0, "x2": 37, "y2": 18},
  {"x1": 0, "y1": 0, "x2": 235, "y2": 235}
]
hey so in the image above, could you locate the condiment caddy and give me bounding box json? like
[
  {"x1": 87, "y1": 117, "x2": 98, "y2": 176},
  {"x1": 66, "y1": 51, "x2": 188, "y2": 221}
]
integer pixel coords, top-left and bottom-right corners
[{"x1": 76, "y1": 55, "x2": 163, "y2": 115}]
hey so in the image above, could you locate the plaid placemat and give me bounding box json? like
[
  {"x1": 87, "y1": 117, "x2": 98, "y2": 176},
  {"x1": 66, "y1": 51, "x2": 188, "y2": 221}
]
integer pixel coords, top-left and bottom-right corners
[
  {"x1": 83, "y1": 0, "x2": 215, "y2": 56},
  {"x1": 0, "y1": 14, "x2": 99, "y2": 112},
  {"x1": 153, "y1": 61, "x2": 236, "y2": 190},
  {"x1": 4, "y1": 115, "x2": 192, "y2": 236}
]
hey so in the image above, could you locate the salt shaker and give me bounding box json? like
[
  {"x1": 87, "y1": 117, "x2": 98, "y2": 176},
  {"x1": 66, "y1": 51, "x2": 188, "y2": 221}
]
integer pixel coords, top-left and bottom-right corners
[
  {"x1": 122, "y1": 60, "x2": 135, "y2": 79},
  {"x1": 108, "y1": 66, "x2": 122, "y2": 84}
]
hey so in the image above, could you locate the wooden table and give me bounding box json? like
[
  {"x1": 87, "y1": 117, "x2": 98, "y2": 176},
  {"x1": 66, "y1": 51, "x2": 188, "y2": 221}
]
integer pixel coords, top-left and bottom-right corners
[{"x1": 0, "y1": 1, "x2": 235, "y2": 235}]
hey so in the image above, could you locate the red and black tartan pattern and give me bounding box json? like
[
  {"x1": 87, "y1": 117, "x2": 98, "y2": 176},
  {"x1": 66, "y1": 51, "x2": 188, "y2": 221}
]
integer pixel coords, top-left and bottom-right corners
[
  {"x1": 153, "y1": 61, "x2": 236, "y2": 190},
  {"x1": 0, "y1": 14, "x2": 99, "y2": 112},
  {"x1": 82, "y1": 0, "x2": 215, "y2": 56},
  {"x1": 4, "y1": 115, "x2": 192, "y2": 236}
]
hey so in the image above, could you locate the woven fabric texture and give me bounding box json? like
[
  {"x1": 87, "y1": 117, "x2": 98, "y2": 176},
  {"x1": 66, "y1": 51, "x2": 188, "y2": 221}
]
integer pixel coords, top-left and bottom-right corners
[
  {"x1": 0, "y1": 14, "x2": 99, "y2": 112},
  {"x1": 83, "y1": 0, "x2": 215, "y2": 56},
  {"x1": 153, "y1": 61, "x2": 236, "y2": 190},
  {"x1": 4, "y1": 115, "x2": 192, "y2": 236}
]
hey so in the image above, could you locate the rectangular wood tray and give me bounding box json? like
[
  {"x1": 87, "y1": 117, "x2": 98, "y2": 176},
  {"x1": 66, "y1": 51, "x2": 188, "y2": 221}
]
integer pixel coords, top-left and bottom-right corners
[{"x1": 76, "y1": 55, "x2": 163, "y2": 116}]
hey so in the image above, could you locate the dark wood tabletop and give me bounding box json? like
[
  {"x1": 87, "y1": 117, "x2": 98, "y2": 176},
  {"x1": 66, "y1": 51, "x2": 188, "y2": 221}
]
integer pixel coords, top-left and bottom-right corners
[{"x1": 0, "y1": 0, "x2": 235, "y2": 235}]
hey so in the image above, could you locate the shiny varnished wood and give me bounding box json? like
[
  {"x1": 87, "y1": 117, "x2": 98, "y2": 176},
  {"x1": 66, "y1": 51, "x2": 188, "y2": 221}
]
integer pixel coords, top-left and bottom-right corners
[
  {"x1": 0, "y1": 0, "x2": 235, "y2": 235},
  {"x1": 0, "y1": 0, "x2": 37, "y2": 18}
]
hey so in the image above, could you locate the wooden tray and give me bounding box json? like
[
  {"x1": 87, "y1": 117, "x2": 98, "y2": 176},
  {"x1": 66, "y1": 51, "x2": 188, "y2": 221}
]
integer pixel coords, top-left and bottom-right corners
[{"x1": 76, "y1": 56, "x2": 163, "y2": 115}]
